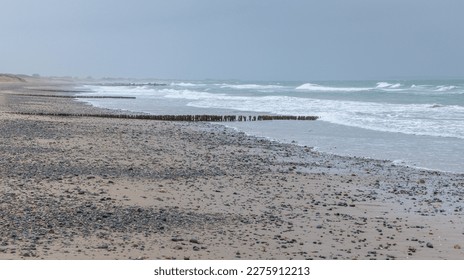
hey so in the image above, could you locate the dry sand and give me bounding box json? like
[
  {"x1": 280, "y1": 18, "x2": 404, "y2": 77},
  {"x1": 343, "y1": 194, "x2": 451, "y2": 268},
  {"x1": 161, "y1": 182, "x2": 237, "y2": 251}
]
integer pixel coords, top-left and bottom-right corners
[{"x1": 1, "y1": 79, "x2": 463, "y2": 260}]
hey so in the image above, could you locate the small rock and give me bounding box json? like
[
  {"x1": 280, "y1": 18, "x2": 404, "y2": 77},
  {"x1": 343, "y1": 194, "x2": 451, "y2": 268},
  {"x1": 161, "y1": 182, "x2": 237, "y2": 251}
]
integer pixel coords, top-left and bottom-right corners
[
  {"x1": 426, "y1": 242, "x2": 434, "y2": 248},
  {"x1": 171, "y1": 237, "x2": 184, "y2": 242},
  {"x1": 454, "y1": 244, "x2": 461, "y2": 249}
]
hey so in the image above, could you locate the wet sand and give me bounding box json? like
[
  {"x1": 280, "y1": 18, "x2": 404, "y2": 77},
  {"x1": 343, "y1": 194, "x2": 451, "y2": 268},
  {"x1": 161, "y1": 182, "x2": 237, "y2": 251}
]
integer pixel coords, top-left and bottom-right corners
[{"x1": 1, "y1": 80, "x2": 463, "y2": 259}]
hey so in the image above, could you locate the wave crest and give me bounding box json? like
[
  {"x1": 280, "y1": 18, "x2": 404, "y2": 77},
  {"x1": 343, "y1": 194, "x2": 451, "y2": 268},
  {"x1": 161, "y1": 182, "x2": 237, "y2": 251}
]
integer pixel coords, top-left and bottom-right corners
[
  {"x1": 435, "y1": 85, "x2": 457, "y2": 92},
  {"x1": 296, "y1": 83, "x2": 371, "y2": 92},
  {"x1": 171, "y1": 82, "x2": 205, "y2": 87},
  {"x1": 219, "y1": 84, "x2": 284, "y2": 90},
  {"x1": 376, "y1": 82, "x2": 401, "y2": 89}
]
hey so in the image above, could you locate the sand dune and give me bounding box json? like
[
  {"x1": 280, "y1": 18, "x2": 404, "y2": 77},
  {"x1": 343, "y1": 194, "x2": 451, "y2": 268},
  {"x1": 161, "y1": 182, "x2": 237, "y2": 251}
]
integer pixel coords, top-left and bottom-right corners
[{"x1": 0, "y1": 74, "x2": 27, "y2": 83}]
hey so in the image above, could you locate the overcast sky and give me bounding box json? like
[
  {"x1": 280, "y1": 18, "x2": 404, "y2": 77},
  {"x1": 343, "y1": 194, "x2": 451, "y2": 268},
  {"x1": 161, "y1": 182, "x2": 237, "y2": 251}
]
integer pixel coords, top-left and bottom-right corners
[{"x1": 1, "y1": 0, "x2": 463, "y2": 81}]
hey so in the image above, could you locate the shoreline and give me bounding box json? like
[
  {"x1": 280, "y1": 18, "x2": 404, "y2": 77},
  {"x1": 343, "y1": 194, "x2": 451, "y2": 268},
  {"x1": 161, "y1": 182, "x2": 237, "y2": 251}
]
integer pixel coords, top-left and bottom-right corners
[
  {"x1": 219, "y1": 122, "x2": 464, "y2": 176},
  {"x1": 1, "y1": 80, "x2": 464, "y2": 259},
  {"x1": 218, "y1": 119, "x2": 464, "y2": 175},
  {"x1": 77, "y1": 82, "x2": 464, "y2": 175}
]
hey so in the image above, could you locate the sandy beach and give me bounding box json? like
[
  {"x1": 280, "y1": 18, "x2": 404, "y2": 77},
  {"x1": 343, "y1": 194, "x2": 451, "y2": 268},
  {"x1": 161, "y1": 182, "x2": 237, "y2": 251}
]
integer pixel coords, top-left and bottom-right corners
[{"x1": 1, "y1": 78, "x2": 463, "y2": 260}]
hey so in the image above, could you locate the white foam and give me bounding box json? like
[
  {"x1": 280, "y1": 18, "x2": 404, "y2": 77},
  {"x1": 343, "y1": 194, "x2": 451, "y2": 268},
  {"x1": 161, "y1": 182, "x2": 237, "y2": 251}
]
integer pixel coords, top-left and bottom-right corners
[
  {"x1": 376, "y1": 82, "x2": 401, "y2": 88},
  {"x1": 406, "y1": 84, "x2": 463, "y2": 95},
  {"x1": 411, "y1": 84, "x2": 429, "y2": 89},
  {"x1": 77, "y1": 85, "x2": 151, "y2": 96},
  {"x1": 160, "y1": 89, "x2": 226, "y2": 100},
  {"x1": 188, "y1": 94, "x2": 464, "y2": 139},
  {"x1": 435, "y1": 85, "x2": 457, "y2": 92},
  {"x1": 171, "y1": 82, "x2": 206, "y2": 87},
  {"x1": 376, "y1": 82, "x2": 393, "y2": 88},
  {"x1": 219, "y1": 83, "x2": 284, "y2": 90},
  {"x1": 296, "y1": 83, "x2": 371, "y2": 92}
]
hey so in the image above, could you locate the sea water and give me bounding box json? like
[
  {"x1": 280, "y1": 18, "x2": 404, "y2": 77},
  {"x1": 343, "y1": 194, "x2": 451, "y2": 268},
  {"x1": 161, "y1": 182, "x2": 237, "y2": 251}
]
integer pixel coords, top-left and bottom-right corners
[{"x1": 76, "y1": 80, "x2": 464, "y2": 173}]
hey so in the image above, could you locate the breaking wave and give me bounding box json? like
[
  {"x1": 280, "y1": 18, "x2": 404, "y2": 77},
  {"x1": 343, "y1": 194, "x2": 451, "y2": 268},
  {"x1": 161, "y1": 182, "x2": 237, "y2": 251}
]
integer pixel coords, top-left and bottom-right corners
[
  {"x1": 296, "y1": 83, "x2": 371, "y2": 92},
  {"x1": 219, "y1": 83, "x2": 284, "y2": 90},
  {"x1": 435, "y1": 85, "x2": 457, "y2": 92},
  {"x1": 376, "y1": 82, "x2": 402, "y2": 89},
  {"x1": 182, "y1": 93, "x2": 464, "y2": 139},
  {"x1": 171, "y1": 82, "x2": 206, "y2": 87}
]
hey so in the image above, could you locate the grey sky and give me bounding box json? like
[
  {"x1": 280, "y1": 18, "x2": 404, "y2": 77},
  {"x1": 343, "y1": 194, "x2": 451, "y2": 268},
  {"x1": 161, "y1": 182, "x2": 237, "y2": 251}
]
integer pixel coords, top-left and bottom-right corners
[{"x1": 1, "y1": 0, "x2": 463, "y2": 81}]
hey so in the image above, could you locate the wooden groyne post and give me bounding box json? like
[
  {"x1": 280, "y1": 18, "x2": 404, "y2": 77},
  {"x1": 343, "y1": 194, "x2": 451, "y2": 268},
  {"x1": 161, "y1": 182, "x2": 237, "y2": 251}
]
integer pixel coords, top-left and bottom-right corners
[{"x1": 9, "y1": 112, "x2": 319, "y2": 122}]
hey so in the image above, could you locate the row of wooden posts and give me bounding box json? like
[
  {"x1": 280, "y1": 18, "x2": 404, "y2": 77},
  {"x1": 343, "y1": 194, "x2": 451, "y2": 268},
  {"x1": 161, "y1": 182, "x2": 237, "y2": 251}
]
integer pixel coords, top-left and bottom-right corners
[
  {"x1": 12, "y1": 94, "x2": 135, "y2": 99},
  {"x1": 12, "y1": 112, "x2": 319, "y2": 122}
]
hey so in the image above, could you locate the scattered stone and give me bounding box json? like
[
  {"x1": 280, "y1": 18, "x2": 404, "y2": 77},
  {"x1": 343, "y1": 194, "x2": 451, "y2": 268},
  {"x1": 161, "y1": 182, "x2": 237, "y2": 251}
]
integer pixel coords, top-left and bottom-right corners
[
  {"x1": 97, "y1": 244, "x2": 109, "y2": 250},
  {"x1": 189, "y1": 238, "x2": 200, "y2": 244},
  {"x1": 171, "y1": 237, "x2": 184, "y2": 242}
]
